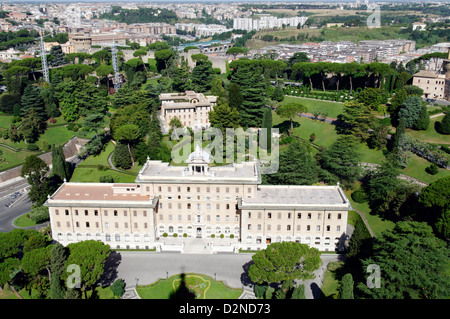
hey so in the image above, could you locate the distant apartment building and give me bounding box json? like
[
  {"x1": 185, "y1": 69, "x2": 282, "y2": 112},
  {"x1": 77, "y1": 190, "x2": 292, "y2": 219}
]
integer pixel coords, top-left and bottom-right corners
[
  {"x1": 126, "y1": 23, "x2": 176, "y2": 35},
  {"x1": 159, "y1": 91, "x2": 217, "y2": 131},
  {"x1": 233, "y1": 15, "x2": 308, "y2": 31},
  {"x1": 175, "y1": 23, "x2": 230, "y2": 37},
  {"x1": 70, "y1": 32, "x2": 127, "y2": 52}
]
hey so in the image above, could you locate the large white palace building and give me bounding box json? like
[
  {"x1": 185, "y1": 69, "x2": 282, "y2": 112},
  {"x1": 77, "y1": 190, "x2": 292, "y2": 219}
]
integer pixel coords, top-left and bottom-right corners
[{"x1": 45, "y1": 147, "x2": 352, "y2": 253}]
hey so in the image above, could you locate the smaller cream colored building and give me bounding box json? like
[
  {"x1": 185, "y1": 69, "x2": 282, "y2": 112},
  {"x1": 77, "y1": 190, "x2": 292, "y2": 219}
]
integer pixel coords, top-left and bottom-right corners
[
  {"x1": 412, "y1": 70, "x2": 446, "y2": 100},
  {"x1": 160, "y1": 91, "x2": 217, "y2": 131}
]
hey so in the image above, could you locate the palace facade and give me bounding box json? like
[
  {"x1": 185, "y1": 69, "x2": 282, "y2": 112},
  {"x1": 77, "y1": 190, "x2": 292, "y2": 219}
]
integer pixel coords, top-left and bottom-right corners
[{"x1": 45, "y1": 147, "x2": 352, "y2": 252}]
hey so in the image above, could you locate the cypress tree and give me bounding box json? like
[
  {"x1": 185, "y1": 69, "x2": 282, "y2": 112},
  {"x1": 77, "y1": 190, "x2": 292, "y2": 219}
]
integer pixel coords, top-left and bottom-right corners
[
  {"x1": 390, "y1": 117, "x2": 406, "y2": 152},
  {"x1": 413, "y1": 105, "x2": 430, "y2": 131},
  {"x1": 51, "y1": 145, "x2": 69, "y2": 181},
  {"x1": 48, "y1": 243, "x2": 67, "y2": 299},
  {"x1": 339, "y1": 273, "x2": 354, "y2": 299},
  {"x1": 261, "y1": 107, "x2": 272, "y2": 152},
  {"x1": 112, "y1": 142, "x2": 132, "y2": 170}
]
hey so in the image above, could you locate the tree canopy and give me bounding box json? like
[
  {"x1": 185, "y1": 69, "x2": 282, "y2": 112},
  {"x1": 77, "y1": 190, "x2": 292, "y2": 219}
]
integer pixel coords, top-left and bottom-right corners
[{"x1": 248, "y1": 241, "x2": 321, "y2": 285}]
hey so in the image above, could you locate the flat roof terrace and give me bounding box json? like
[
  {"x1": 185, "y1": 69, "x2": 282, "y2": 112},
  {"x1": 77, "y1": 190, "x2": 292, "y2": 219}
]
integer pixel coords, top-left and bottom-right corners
[
  {"x1": 136, "y1": 160, "x2": 261, "y2": 184},
  {"x1": 239, "y1": 185, "x2": 352, "y2": 211},
  {"x1": 45, "y1": 183, "x2": 157, "y2": 208}
]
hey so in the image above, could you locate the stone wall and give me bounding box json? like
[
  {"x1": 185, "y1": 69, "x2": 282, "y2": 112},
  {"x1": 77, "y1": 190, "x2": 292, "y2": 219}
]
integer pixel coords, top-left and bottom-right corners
[{"x1": 0, "y1": 137, "x2": 89, "y2": 183}]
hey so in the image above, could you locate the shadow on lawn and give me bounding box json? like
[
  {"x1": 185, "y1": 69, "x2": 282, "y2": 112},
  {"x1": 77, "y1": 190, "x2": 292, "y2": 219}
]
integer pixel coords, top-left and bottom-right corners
[{"x1": 169, "y1": 273, "x2": 196, "y2": 300}]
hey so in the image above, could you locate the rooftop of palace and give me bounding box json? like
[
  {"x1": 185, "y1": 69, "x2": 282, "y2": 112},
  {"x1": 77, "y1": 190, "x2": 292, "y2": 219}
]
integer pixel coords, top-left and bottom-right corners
[
  {"x1": 136, "y1": 159, "x2": 261, "y2": 185},
  {"x1": 45, "y1": 183, "x2": 157, "y2": 208},
  {"x1": 239, "y1": 185, "x2": 352, "y2": 211}
]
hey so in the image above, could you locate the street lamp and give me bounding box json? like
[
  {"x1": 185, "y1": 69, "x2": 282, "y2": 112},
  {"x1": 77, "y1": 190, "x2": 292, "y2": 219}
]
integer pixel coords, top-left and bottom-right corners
[
  {"x1": 166, "y1": 270, "x2": 168, "y2": 279},
  {"x1": 135, "y1": 277, "x2": 139, "y2": 287}
]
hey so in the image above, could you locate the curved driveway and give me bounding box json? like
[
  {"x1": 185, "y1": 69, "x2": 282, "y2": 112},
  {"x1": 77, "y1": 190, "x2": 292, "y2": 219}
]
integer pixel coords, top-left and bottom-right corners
[{"x1": 114, "y1": 251, "x2": 343, "y2": 299}]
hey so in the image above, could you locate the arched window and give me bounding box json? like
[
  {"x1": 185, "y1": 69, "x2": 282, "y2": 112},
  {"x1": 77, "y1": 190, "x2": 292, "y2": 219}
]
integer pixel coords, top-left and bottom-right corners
[{"x1": 168, "y1": 226, "x2": 174, "y2": 233}]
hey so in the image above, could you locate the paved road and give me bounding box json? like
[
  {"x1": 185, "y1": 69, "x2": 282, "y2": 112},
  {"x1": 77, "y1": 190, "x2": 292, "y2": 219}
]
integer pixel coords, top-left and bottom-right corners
[
  {"x1": 0, "y1": 194, "x2": 34, "y2": 232},
  {"x1": 0, "y1": 179, "x2": 34, "y2": 233},
  {"x1": 113, "y1": 251, "x2": 343, "y2": 299}
]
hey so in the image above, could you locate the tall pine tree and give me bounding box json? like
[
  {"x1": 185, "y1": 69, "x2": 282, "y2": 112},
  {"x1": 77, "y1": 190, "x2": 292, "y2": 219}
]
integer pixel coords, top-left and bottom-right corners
[
  {"x1": 264, "y1": 140, "x2": 320, "y2": 185},
  {"x1": 231, "y1": 65, "x2": 266, "y2": 128},
  {"x1": 21, "y1": 84, "x2": 47, "y2": 120}
]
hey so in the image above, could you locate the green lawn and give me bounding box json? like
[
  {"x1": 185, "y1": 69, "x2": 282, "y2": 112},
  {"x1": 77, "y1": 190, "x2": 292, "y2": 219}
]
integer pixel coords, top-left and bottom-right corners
[
  {"x1": 321, "y1": 261, "x2": 345, "y2": 299},
  {"x1": 70, "y1": 141, "x2": 141, "y2": 183},
  {"x1": 272, "y1": 111, "x2": 339, "y2": 148},
  {"x1": 0, "y1": 146, "x2": 38, "y2": 171},
  {"x1": 136, "y1": 273, "x2": 243, "y2": 299},
  {"x1": 70, "y1": 167, "x2": 137, "y2": 183},
  {"x1": 281, "y1": 96, "x2": 345, "y2": 119},
  {"x1": 14, "y1": 213, "x2": 38, "y2": 228},
  {"x1": 402, "y1": 154, "x2": 450, "y2": 184},
  {"x1": 81, "y1": 141, "x2": 115, "y2": 166},
  {"x1": 0, "y1": 115, "x2": 13, "y2": 129},
  {"x1": 345, "y1": 189, "x2": 396, "y2": 237},
  {"x1": 406, "y1": 115, "x2": 450, "y2": 145}
]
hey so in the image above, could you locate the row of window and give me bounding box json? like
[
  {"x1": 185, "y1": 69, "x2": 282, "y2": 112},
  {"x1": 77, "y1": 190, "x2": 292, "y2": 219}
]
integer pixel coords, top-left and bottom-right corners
[
  {"x1": 159, "y1": 202, "x2": 233, "y2": 210},
  {"x1": 158, "y1": 213, "x2": 239, "y2": 222},
  {"x1": 247, "y1": 224, "x2": 341, "y2": 232},
  {"x1": 56, "y1": 232, "x2": 152, "y2": 242},
  {"x1": 57, "y1": 221, "x2": 150, "y2": 229},
  {"x1": 56, "y1": 209, "x2": 149, "y2": 217},
  {"x1": 245, "y1": 236, "x2": 340, "y2": 245},
  {"x1": 156, "y1": 186, "x2": 252, "y2": 194},
  {"x1": 160, "y1": 225, "x2": 240, "y2": 234},
  {"x1": 248, "y1": 212, "x2": 342, "y2": 220}
]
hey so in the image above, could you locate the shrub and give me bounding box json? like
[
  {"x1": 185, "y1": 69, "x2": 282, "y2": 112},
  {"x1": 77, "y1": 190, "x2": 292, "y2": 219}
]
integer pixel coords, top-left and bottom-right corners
[
  {"x1": 280, "y1": 136, "x2": 295, "y2": 145},
  {"x1": 48, "y1": 118, "x2": 57, "y2": 124},
  {"x1": 211, "y1": 234, "x2": 215, "y2": 238},
  {"x1": 99, "y1": 175, "x2": 114, "y2": 183},
  {"x1": 309, "y1": 133, "x2": 316, "y2": 143},
  {"x1": 110, "y1": 279, "x2": 126, "y2": 298},
  {"x1": 230, "y1": 234, "x2": 234, "y2": 239},
  {"x1": 67, "y1": 122, "x2": 79, "y2": 132},
  {"x1": 351, "y1": 188, "x2": 368, "y2": 203},
  {"x1": 26, "y1": 143, "x2": 39, "y2": 151},
  {"x1": 425, "y1": 163, "x2": 438, "y2": 175},
  {"x1": 183, "y1": 233, "x2": 187, "y2": 237},
  {"x1": 28, "y1": 206, "x2": 50, "y2": 224},
  {"x1": 173, "y1": 233, "x2": 178, "y2": 237},
  {"x1": 254, "y1": 283, "x2": 269, "y2": 298},
  {"x1": 97, "y1": 164, "x2": 109, "y2": 171},
  {"x1": 162, "y1": 233, "x2": 168, "y2": 237},
  {"x1": 220, "y1": 234, "x2": 224, "y2": 238},
  {"x1": 435, "y1": 112, "x2": 450, "y2": 135}
]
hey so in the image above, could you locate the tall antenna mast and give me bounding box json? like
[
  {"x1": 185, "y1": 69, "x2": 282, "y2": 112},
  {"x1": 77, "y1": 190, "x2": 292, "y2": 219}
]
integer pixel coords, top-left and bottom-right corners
[
  {"x1": 99, "y1": 39, "x2": 129, "y2": 92},
  {"x1": 111, "y1": 41, "x2": 120, "y2": 91},
  {"x1": 39, "y1": 27, "x2": 49, "y2": 83}
]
